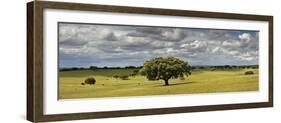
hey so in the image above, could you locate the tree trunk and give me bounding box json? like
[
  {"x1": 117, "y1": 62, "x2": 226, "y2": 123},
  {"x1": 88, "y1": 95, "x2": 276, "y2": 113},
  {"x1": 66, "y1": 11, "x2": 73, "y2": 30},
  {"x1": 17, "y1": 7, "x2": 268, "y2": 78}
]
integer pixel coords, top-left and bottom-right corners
[{"x1": 164, "y1": 79, "x2": 169, "y2": 86}]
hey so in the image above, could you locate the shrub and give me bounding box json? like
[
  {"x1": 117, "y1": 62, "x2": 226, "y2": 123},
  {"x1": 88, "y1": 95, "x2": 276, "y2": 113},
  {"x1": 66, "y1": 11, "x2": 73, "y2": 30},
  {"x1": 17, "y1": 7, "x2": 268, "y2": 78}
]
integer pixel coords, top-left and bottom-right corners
[
  {"x1": 211, "y1": 68, "x2": 216, "y2": 71},
  {"x1": 84, "y1": 77, "x2": 96, "y2": 85},
  {"x1": 245, "y1": 71, "x2": 254, "y2": 75},
  {"x1": 113, "y1": 75, "x2": 119, "y2": 79},
  {"x1": 120, "y1": 75, "x2": 129, "y2": 80},
  {"x1": 81, "y1": 82, "x2": 85, "y2": 85}
]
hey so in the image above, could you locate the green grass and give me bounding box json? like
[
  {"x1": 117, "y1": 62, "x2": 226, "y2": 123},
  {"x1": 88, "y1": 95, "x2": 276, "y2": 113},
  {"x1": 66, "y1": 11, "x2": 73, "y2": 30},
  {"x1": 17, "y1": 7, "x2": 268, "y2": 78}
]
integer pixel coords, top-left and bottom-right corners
[{"x1": 59, "y1": 68, "x2": 259, "y2": 99}]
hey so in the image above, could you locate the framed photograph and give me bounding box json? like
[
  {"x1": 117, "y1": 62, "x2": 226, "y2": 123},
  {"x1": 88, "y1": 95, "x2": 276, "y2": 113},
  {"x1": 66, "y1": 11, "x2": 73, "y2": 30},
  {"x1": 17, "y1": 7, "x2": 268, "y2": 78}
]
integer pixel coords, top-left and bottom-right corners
[{"x1": 27, "y1": 1, "x2": 273, "y2": 122}]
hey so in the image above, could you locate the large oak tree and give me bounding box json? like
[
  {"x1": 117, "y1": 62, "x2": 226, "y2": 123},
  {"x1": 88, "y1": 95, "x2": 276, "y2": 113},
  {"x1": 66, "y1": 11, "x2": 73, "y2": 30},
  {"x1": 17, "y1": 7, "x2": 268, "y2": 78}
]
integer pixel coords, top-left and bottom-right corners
[{"x1": 140, "y1": 56, "x2": 191, "y2": 86}]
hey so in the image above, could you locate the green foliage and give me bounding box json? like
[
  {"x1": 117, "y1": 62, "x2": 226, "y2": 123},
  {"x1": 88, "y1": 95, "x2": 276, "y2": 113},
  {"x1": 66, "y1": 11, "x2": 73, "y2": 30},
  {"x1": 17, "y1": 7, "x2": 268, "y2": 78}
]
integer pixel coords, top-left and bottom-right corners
[
  {"x1": 130, "y1": 70, "x2": 139, "y2": 76},
  {"x1": 140, "y1": 56, "x2": 191, "y2": 85},
  {"x1": 245, "y1": 71, "x2": 254, "y2": 75},
  {"x1": 84, "y1": 77, "x2": 96, "y2": 85}
]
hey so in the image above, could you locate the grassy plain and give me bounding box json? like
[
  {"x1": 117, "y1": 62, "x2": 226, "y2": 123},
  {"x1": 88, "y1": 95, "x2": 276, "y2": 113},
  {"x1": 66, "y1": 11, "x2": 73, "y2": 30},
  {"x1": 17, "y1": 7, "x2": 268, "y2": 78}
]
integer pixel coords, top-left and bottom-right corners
[{"x1": 59, "y1": 68, "x2": 258, "y2": 99}]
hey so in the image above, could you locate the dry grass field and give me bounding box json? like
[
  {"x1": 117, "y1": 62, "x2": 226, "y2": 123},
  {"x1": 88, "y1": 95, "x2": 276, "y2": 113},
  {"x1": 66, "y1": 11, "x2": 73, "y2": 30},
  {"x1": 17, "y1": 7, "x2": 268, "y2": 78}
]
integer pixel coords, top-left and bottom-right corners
[{"x1": 59, "y1": 68, "x2": 258, "y2": 99}]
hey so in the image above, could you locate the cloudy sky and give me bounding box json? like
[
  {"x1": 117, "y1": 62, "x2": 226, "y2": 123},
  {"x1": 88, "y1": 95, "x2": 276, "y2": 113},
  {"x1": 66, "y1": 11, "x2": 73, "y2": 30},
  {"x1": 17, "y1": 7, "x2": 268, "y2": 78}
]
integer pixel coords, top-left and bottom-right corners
[{"x1": 59, "y1": 22, "x2": 259, "y2": 68}]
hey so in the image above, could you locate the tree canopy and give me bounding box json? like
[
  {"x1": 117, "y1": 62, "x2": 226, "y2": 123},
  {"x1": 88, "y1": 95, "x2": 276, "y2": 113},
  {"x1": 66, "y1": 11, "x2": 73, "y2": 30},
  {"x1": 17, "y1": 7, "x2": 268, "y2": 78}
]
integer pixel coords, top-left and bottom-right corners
[{"x1": 140, "y1": 56, "x2": 191, "y2": 86}]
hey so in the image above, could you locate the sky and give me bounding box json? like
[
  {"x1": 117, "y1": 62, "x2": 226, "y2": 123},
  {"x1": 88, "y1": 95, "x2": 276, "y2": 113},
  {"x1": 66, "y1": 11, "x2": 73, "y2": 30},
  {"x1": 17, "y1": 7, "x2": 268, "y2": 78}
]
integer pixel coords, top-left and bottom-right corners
[{"x1": 58, "y1": 22, "x2": 259, "y2": 68}]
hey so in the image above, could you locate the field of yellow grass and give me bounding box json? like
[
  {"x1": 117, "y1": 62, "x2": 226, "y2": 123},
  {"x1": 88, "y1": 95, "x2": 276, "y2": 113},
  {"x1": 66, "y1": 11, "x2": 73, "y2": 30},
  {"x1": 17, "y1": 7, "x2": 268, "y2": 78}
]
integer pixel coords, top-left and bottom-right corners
[{"x1": 59, "y1": 68, "x2": 258, "y2": 99}]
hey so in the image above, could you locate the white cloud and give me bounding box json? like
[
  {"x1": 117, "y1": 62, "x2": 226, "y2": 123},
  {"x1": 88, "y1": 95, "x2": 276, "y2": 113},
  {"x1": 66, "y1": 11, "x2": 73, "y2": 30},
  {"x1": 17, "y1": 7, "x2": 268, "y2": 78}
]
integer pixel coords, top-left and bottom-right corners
[
  {"x1": 228, "y1": 50, "x2": 239, "y2": 55},
  {"x1": 180, "y1": 43, "x2": 189, "y2": 48},
  {"x1": 212, "y1": 47, "x2": 220, "y2": 53},
  {"x1": 238, "y1": 33, "x2": 252, "y2": 42},
  {"x1": 222, "y1": 40, "x2": 241, "y2": 47}
]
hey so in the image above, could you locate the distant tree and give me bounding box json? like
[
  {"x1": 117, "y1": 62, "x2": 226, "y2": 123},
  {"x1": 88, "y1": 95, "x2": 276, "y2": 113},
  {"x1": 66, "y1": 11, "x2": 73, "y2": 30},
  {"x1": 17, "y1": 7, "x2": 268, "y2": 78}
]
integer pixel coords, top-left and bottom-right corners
[
  {"x1": 71, "y1": 67, "x2": 79, "y2": 70},
  {"x1": 215, "y1": 66, "x2": 224, "y2": 69},
  {"x1": 224, "y1": 65, "x2": 231, "y2": 69},
  {"x1": 125, "y1": 66, "x2": 137, "y2": 69},
  {"x1": 130, "y1": 70, "x2": 139, "y2": 76},
  {"x1": 140, "y1": 56, "x2": 191, "y2": 86},
  {"x1": 60, "y1": 67, "x2": 87, "y2": 71},
  {"x1": 232, "y1": 65, "x2": 237, "y2": 69},
  {"x1": 84, "y1": 77, "x2": 96, "y2": 85},
  {"x1": 89, "y1": 66, "x2": 98, "y2": 70},
  {"x1": 103, "y1": 66, "x2": 108, "y2": 69},
  {"x1": 199, "y1": 66, "x2": 205, "y2": 69},
  {"x1": 240, "y1": 66, "x2": 246, "y2": 69},
  {"x1": 60, "y1": 68, "x2": 70, "y2": 71}
]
